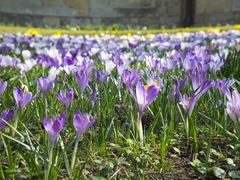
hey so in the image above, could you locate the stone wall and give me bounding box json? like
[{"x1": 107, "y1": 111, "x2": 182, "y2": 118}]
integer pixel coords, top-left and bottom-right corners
[
  {"x1": 195, "y1": 0, "x2": 240, "y2": 25},
  {"x1": 0, "y1": 0, "x2": 239, "y2": 27}
]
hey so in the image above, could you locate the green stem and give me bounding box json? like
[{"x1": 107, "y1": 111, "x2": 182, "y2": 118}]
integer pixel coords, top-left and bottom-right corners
[
  {"x1": 71, "y1": 138, "x2": 80, "y2": 171},
  {"x1": 59, "y1": 136, "x2": 72, "y2": 179},
  {"x1": 44, "y1": 132, "x2": 47, "y2": 179},
  {"x1": 44, "y1": 95, "x2": 48, "y2": 117},
  {"x1": 137, "y1": 111, "x2": 143, "y2": 144},
  {"x1": 185, "y1": 115, "x2": 189, "y2": 145},
  {"x1": 46, "y1": 146, "x2": 53, "y2": 180},
  {"x1": 12, "y1": 109, "x2": 20, "y2": 137}
]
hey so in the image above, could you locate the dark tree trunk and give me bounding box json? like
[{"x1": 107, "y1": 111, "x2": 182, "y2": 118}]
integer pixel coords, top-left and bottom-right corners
[{"x1": 181, "y1": 0, "x2": 195, "y2": 27}]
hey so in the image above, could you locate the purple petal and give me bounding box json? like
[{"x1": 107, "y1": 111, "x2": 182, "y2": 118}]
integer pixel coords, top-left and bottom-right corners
[
  {"x1": 136, "y1": 82, "x2": 146, "y2": 113},
  {"x1": 146, "y1": 85, "x2": 159, "y2": 107},
  {"x1": 0, "y1": 81, "x2": 7, "y2": 96}
]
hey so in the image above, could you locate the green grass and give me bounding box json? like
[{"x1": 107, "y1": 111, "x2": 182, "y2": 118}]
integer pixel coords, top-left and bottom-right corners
[{"x1": 0, "y1": 24, "x2": 240, "y2": 36}]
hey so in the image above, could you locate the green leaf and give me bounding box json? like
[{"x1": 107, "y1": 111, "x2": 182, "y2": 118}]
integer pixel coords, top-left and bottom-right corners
[
  {"x1": 89, "y1": 176, "x2": 106, "y2": 180},
  {"x1": 229, "y1": 170, "x2": 240, "y2": 179},
  {"x1": 190, "y1": 159, "x2": 201, "y2": 168},
  {"x1": 94, "y1": 159, "x2": 102, "y2": 164},
  {"x1": 213, "y1": 167, "x2": 226, "y2": 179}
]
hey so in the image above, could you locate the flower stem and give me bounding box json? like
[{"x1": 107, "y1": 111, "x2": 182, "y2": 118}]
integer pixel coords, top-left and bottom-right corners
[
  {"x1": 59, "y1": 136, "x2": 72, "y2": 179},
  {"x1": 44, "y1": 96, "x2": 48, "y2": 117},
  {"x1": 46, "y1": 146, "x2": 53, "y2": 180},
  {"x1": 185, "y1": 115, "x2": 189, "y2": 145},
  {"x1": 137, "y1": 111, "x2": 143, "y2": 144},
  {"x1": 71, "y1": 137, "x2": 80, "y2": 171},
  {"x1": 12, "y1": 109, "x2": 20, "y2": 137}
]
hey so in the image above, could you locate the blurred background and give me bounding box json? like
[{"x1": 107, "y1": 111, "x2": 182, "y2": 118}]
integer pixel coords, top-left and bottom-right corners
[{"x1": 0, "y1": 0, "x2": 239, "y2": 28}]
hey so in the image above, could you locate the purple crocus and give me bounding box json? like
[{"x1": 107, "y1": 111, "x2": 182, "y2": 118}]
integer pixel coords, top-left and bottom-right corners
[
  {"x1": 136, "y1": 81, "x2": 159, "y2": 115},
  {"x1": 188, "y1": 69, "x2": 207, "y2": 92},
  {"x1": 75, "y1": 70, "x2": 89, "y2": 94},
  {"x1": 178, "y1": 78, "x2": 213, "y2": 115},
  {"x1": 37, "y1": 76, "x2": 54, "y2": 94},
  {"x1": 92, "y1": 69, "x2": 108, "y2": 83},
  {"x1": 13, "y1": 87, "x2": 35, "y2": 109},
  {"x1": 0, "y1": 81, "x2": 7, "y2": 96},
  {"x1": 214, "y1": 79, "x2": 234, "y2": 97},
  {"x1": 0, "y1": 109, "x2": 14, "y2": 129},
  {"x1": 91, "y1": 88, "x2": 97, "y2": 108},
  {"x1": 226, "y1": 90, "x2": 240, "y2": 125},
  {"x1": 168, "y1": 76, "x2": 188, "y2": 101},
  {"x1": 179, "y1": 93, "x2": 198, "y2": 114},
  {"x1": 56, "y1": 88, "x2": 74, "y2": 107},
  {"x1": 42, "y1": 113, "x2": 66, "y2": 146},
  {"x1": 73, "y1": 111, "x2": 96, "y2": 140},
  {"x1": 130, "y1": 81, "x2": 159, "y2": 142},
  {"x1": 147, "y1": 76, "x2": 164, "y2": 90},
  {"x1": 122, "y1": 69, "x2": 140, "y2": 98},
  {"x1": 71, "y1": 111, "x2": 96, "y2": 170}
]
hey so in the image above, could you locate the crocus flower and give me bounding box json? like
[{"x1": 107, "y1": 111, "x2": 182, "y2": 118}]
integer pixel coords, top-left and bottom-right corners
[
  {"x1": 73, "y1": 111, "x2": 96, "y2": 140},
  {"x1": 196, "y1": 81, "x2": 214, "y2": 97},
  {"x1": 188, "y1": 69, "x2": 206, "y2": 92},
  {"x1": 37, "y1": 76, "x2": 54, "y2": 94},
  {"x1": 226, "y1": 90, "x2": 240, "y2": 124},
  {"x1": 92, "y1": 69, "x2": 108, "y2": 83},
  {"x1": 75, "y1": 70, "x2": 89, "y2": 94},
  {"x1": 0, "y1": 110, "x2": 14, "y2": 129},
  {"x1": 122, "y1": 69, "x2": 140, "y2": 98},
  {"x1": 214, "y1": 79, "x2": 234, "y2": 97},
  {"x1": 147, "y1": 76, "x2": 164, "y2": 90},
  {"x1": 179, "y1": 93, "x2": 198, "y2": 114},
  {"x1": 129, "y1": 81, "x2": 159, "y2": 142},
  {"x1": 135, "y1": 81, "x2": 159, "y2": 115},
  {"x1": 91, "y1": 88, "x2": 97, "y2": 108},
  {"x1": 42, "y1": 113, "x2": 66, "y2": 146},
  {"x1": 168, "y1": 76, "x2": 188, "y2": 101},
  {"x1": 105, "y1": 60, "x2": 116, "y2": 74},
  {"x1": 13, "y1": 87, "x2": 35, "y2": 109},
  {"x1": 56, "y1": 88, "x2": 74, "y2": 107},
  {"x1": 0, "y1": 81, "x2": 7, "y2": 96}
]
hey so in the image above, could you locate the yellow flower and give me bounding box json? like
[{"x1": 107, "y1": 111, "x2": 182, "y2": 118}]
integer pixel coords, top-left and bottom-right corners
[
  {"x1": 94, "y1": 34, "x2": 99, "y2": 38},
  {"x1": 207, "y1": 28, "x2": 220, "y2": 33},
  {"x1": 146, "y1": 34, "x2": 153, "y2": 39},
  {"x1": 111, "y1": 30, "x2": 118, "y2": 34},
  {"x1": 53, "y1": 31, "x2": 62, "y2": 38},
  {"x1": 26, "y1": 29, "x2": 39, "y2": 36},
  {"x1": 127, "y1": 32, "x2": 132, "y2": 37},
  {"x1": 234, "y1": 24, "x2": 240, "y2": 30}
]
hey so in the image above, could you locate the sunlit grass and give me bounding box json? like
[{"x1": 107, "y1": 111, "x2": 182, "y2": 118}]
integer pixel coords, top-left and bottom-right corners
[{"x1": 0, "y1": 24, "x2": 239, "y2": 36}]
